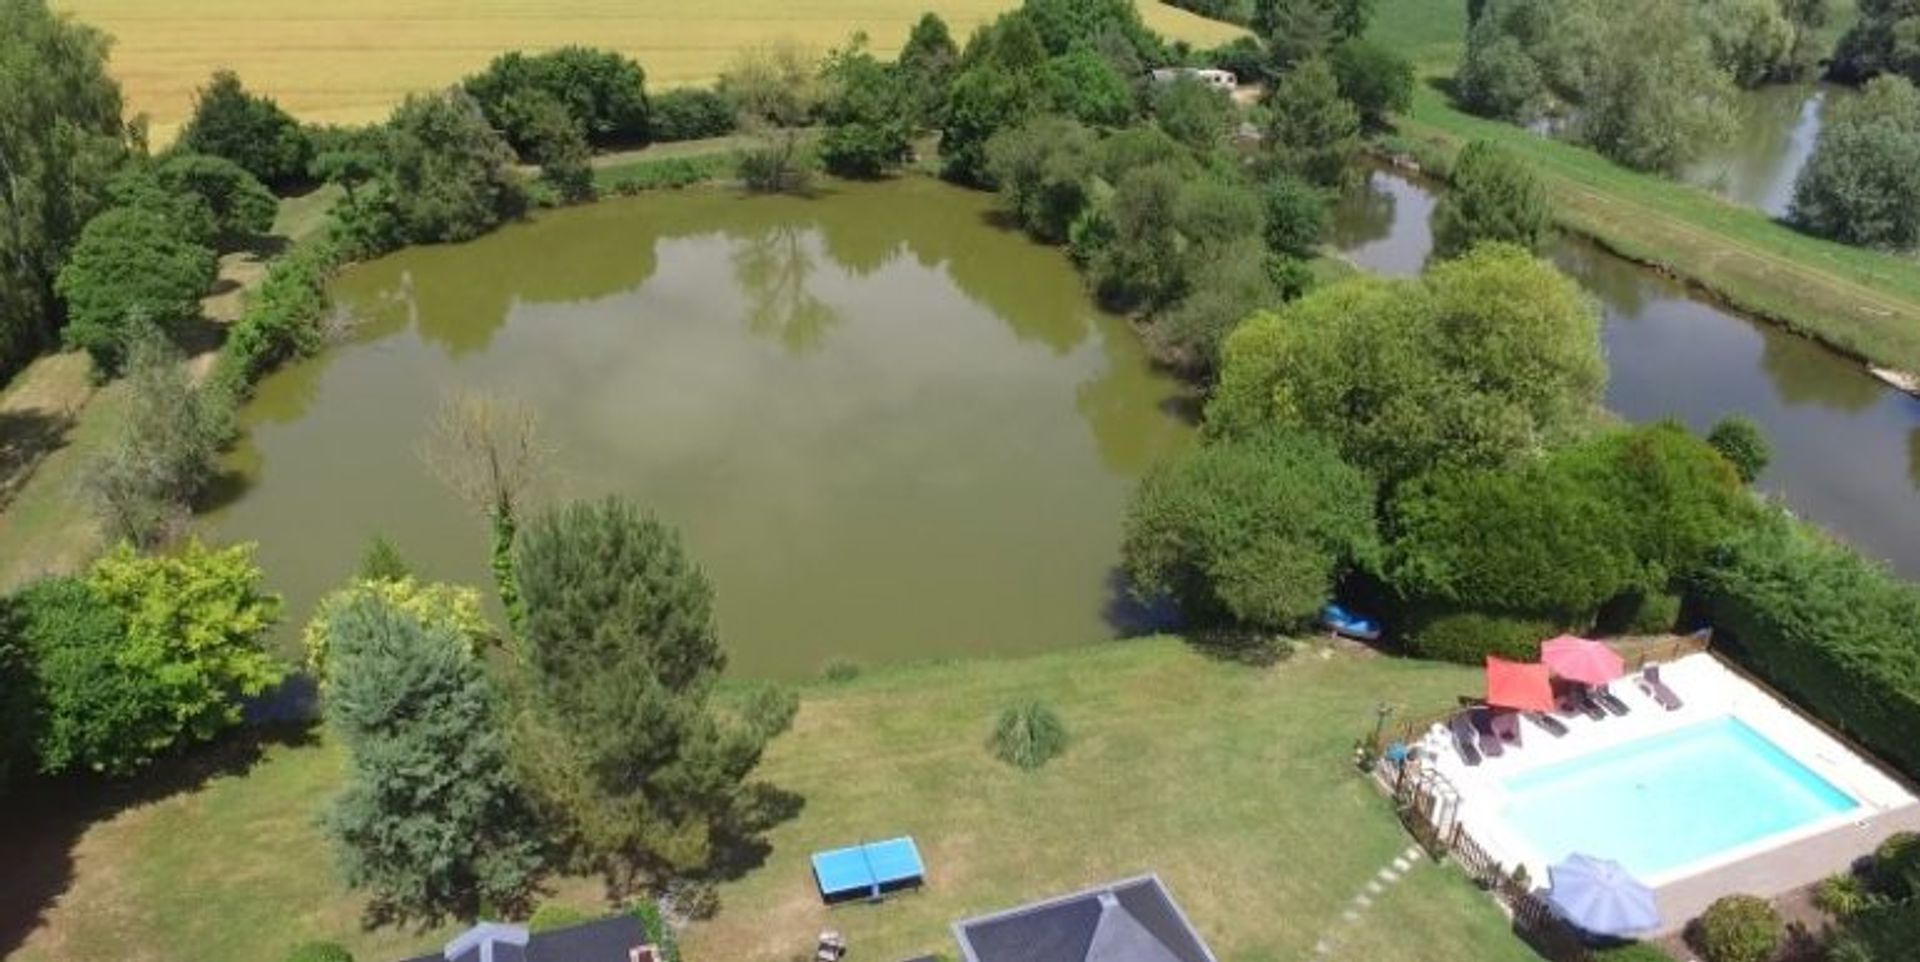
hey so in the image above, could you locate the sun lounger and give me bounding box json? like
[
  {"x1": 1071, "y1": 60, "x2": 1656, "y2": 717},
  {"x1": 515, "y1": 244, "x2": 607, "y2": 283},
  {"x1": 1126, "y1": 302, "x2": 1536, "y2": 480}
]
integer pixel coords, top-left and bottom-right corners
[
  {"x1": 1592, "y1": 685, "x2": 1631, "y2": 716},
  {"x1": 1470, "y1": 709, "x2": 1505, "y2": 758},
  {"x1": 1524, "y1": 711, "x2": 1569, "y2": 737},
  {"x1": 1489, "y1": 710, "x2": 1523, "y2": 746},
  {"x1": 1638, "y1": 665, "x2": 1683, "y2": 711},
  {"x1": 1555, "y1": 680, "x2": 1606, "y2": 720},
  {"x1": 1449, "y1": 712, "x2": 1482, "y2": 766}
]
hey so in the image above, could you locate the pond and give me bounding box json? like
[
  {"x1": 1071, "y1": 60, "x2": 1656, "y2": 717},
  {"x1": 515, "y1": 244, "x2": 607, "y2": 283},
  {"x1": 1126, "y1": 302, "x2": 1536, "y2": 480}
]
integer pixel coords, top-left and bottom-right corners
[
  {"x1": 205, "y1": 179, "x2": 1192, "y2": 677},
  {"x1": 1332, "y1": 168, "x2": 1920, "y2": 578}
]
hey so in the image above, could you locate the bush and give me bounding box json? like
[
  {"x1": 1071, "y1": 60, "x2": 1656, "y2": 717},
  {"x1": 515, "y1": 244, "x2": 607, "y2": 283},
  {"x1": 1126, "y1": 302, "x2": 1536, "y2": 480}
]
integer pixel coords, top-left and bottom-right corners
[
  {"x1": 1592, "y1": 944, "x2": 1675, "y2": 962},
  {"x1": 1690, "y1": 895, "x2": 1781, "y2": 962},
  {"x1": 989, "y1": 701, "x2": 1068, "y2": 770},
  {"x1": 1828, "y1": 898, "x2": 1920, "y2": 962},
  {"x1": 285, "y1": 942, "x2": 355, "y2": 962},
  {"x1": 635, "y1": 900, "x2": 683, "y2": 962},
  {"x1": 1872, "y1": 831, "x2": 1920, "y2": 899},
  {"x1": 650, "y1": 88, "x2": 736, "y2": 142},
  {"x1": 465, "y1": 47, "x2": 650, "y2": 152},
  {"x1": 1692, "y1": 514, "x2": 1920, "y2": 781},
  {"x1": 211, "y1": 240, "x2": 342, "y2": 397},
  {"x1": 1328, "y1": 39, "x2": 1413, "y2": 129},
  {"x1": 1262, "y1": 174, "x2": 1329, "y2": 259},
  {"x1": 1399, "y1": 608, "x2": 1560, "y2": 664},
  {"x1": 1595, "y1": 588, "x2": 1683, "y2": 636},
  {"x1": 1430, "y1": 140, "x2": 1550, "y2": 260},
  {"x1": 1707, "y1": 415, "x2": 1771, "y2": 485},
  {"x1": 84, "y1": 327, "x2": 232, "y2": 547},
  {"x1": 817, "y1": 41, "x2": 913, "y2": 179},
  {"x1": 55, "y1": 206, "x2": 217, "y2": 373},
  {"x1": 600, "y1": 154, "x2": 731, "y2": 194},
  {"x1": 822, "y1": 658, "x2": 861, "y2": 682},
  {"x1": 1815, "y1": 873, "x2": 1874, "y2": 920},
  {"x1": 528, "y1": 902, "x2": 593, "y2": 933}
]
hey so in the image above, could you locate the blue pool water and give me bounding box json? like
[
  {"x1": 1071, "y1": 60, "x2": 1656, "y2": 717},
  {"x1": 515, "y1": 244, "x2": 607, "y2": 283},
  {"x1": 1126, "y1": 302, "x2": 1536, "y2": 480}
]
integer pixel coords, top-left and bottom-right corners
[{"x1": 1501, "y1": 717, "x2": 1858, "y2": 878}]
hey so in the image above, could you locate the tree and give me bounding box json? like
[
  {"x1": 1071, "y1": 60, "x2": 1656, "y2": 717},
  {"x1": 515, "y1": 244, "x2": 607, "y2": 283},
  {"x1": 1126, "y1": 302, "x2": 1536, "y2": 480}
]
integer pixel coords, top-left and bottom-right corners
[
  {"x1": 0, "y1": 0, "x2": 131, "y2": 370},
  {"x1": 1123, "y1": 431, "x2": 1378, "y2": 629},
  {"x1": 385, "y1": 89, "x2": 528, "y2": 244},
  {"x1": 899, "y1": 12, "x2": 961, "y2": 125},
  {"x1": 1043, "y1": 48, "x2": 1135, "y2": 127},
  {"x1": 1699, "y1": 0, "x2": 1796, "y2": 87},
  {"x1": 54, "y1": 206, "x2": 216, "y2": 372},
  {"x1": 324, "y1": 594, "x2": 542, "y2": 922},
  {"x1": 11, "y1": 541, "x2": 280, "y2": 776},
  {"x1": 359, "y1": 535, "x2": 412, "y2": 582},
  {"x1": 1791, "y1": 75, "x2": 1920, "y2": 250},
  {"x1": 1261, "y1": 173, "x2": 1329, "y2": 259},
  {"x1": 985, "y1": 115, "x2": 1101, "y2": 242},
  {"x1": 509, "y1": 90, "x2": 595, "y2": 203},
  {"x1": 82, "y1": 325, "x2": 231, "y2": 546},
  {"x1": 720, "y1": 43, "x2": 825, "y2": 192},
  {"x1": 154, "y1": 152, "x2": 278, "y2": 241},
  {"x1": 1150, "y1": 75, "x2": 1234, "y2": 151},
  {"x1": 510, "y1": 497, "x2": 792, "y2": 888},
  {"x1": 465, "y1": 47, "x2": 650, "y2": 152},
  {"x1": 1708, "y1": 415, "x2": 1771, "y2": 483},
  {"x1": 1264, "y1": 58, "x2": 1359, "y2": 188},
  {"x1": 1328, "y1": 39, "x2": 1413, "y2": 129},
  {"x1": 419, "y1": 389, "x2": 546, "y2": 632},
  {"x1": 176, "y1": 70, "x2": 312, "y2": 189},
  {"x1": 1150, "y1": 238, "x2": 1279, "y2": 373},
  {"x1": 1089, "y1": 162, "x2": 1190, "y2": 308},
  {"x1": 1208, "y1": 243, "x2": 1605, "y2": 484},
  {"x1": 1457, "y1": 26, "x2": 1545, "y2": 121},
  {"x1": 939, "y1": 50, "x2": 1043, "y2": 185},
  {"x1": 1833, "y1": 0, "x2": 1920, "y2": 85},
  {"x1": 1253, "y1": 0, "x2": 1337, "y2": 70},
  {"x1": 817, "y1": 37, "x2": 913, "y2": 178},
  {"x1": 649, "y1": 88, "x2": 735, "y2": 142},
  {"x1": 1430, "y1": 140, "x2": 1551, "y2": 259}
]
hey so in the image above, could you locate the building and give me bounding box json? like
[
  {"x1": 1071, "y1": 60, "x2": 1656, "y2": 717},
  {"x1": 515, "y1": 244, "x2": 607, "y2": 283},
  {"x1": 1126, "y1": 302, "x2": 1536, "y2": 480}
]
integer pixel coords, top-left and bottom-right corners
[
  {"x1": 1146, "y1": 67, "x2": 1236, "y2": 91},
  {"x1": 403, "y1": 918, "x2": 657, "y2": 962},
  {"x1": 951, "y1": 876, "x2": 1219, "y2": 962}
]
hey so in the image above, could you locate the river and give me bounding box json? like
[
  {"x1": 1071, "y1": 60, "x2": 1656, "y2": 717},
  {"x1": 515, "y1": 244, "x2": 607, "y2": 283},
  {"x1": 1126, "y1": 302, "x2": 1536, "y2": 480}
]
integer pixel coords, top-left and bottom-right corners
[
  {"x1": 1332, "y1": 167, "x2": 1920, "y2": 578},
  {"x1": 206, "y1": 179, "x2": 1192, "y2": 677},
  {"x1": 1686, "y1": 83, "x2": 1852, "y2": 218}
]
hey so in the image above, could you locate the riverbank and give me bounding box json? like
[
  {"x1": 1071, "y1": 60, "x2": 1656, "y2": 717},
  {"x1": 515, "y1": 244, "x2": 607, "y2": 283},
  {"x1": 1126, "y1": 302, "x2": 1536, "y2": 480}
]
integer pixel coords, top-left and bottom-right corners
[
  {"x1": 0, "y1": 636, "x2": 1538, "y2": 962},
  {"x1": 1355, "y1": 0, "x2": 1920, "y2": 381}
]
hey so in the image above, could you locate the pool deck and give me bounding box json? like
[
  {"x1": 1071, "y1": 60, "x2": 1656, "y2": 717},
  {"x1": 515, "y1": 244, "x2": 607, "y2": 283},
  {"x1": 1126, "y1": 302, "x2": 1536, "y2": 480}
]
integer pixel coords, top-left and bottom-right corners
[{"x1": 1411, "y1": 653, "x2": 1919, "y2": 934}]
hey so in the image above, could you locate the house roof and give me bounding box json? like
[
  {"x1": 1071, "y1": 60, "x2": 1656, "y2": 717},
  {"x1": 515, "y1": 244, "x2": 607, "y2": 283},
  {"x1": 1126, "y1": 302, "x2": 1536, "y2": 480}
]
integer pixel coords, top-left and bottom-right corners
[
  {"x1": 402, "y1": 915, "x2": 646, "y2": 962},
  {"x1": 951, "y1": 875, "x2": 1218, "y2": 962}
]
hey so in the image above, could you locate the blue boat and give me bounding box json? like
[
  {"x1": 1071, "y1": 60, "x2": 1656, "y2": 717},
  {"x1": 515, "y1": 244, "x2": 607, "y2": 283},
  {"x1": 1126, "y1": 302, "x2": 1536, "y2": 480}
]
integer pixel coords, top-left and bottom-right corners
[{"x1": 1320, "y1": 603, "x2": 1381, "y2": 641}]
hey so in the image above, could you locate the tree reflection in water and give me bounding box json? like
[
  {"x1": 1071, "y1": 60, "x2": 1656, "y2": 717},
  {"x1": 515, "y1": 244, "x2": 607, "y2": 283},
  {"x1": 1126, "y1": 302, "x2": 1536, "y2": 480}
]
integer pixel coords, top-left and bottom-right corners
[{"x1": 732, "y1": 222, "x2": 840, "y2": 354}]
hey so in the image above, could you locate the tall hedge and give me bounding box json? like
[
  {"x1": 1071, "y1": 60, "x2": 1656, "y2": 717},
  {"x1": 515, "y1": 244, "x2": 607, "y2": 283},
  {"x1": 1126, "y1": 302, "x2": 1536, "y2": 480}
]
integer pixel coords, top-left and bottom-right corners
[{"x1": 1693, "y1": 514, "x2": 1920, "y2": 779}]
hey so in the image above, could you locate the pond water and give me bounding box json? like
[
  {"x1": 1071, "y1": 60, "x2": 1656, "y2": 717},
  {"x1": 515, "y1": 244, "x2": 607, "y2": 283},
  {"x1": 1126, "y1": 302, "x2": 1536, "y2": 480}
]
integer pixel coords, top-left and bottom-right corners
[
  {"x1": 1686, "y1": 84, "x2": 1852, "y2": 218},
  {"x1": 205, "y1": 179, "x2": 1192, "y2": 677},
  {"x1": 1332, "y1": 168, "x2": 1920, "y2": 577}
]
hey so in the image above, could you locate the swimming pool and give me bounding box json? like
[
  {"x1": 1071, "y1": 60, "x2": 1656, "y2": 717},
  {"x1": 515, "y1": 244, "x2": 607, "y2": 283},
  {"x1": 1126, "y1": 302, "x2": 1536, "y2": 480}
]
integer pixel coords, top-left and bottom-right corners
[{"x1": 1500, "y1": 717, "x2": 1859, "y2": 879}]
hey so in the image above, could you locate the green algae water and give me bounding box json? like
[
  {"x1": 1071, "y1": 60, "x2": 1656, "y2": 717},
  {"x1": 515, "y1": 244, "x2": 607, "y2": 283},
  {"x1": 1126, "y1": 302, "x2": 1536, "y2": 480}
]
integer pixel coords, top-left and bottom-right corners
[{"x1": 205, "y1": 179, "x2": 1192, "y2": 677}]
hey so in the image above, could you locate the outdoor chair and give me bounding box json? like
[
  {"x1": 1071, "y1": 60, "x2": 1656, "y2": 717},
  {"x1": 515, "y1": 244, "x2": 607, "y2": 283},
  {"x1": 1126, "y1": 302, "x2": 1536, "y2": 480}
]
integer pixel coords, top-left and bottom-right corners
[
  {"x1": 1523, "y1": 711, "x2": 1569, "y2": 737},
  {"x1": 1450, "y1": 712, "x2": 1483, "y2": 766},
  {"x1": 1470, "y1": 708, "x2": 1505, "y2": 758},
  {"x1": 1592, "y1": 685, "x2": 1631, "y2": 717},
  {"x1": 1638, "y1": 665, "x2": 1683, "y2": 711}
]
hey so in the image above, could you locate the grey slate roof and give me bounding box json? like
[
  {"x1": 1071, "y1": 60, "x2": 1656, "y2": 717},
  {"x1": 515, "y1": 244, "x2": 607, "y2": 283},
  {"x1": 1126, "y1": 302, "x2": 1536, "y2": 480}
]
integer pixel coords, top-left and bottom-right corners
[
  {"x1": 951, "y1": 875, "x2": 1218, "y2": 962},
  {"x1": 402, "y1": 915, "x2": 646, "y2": 962}
]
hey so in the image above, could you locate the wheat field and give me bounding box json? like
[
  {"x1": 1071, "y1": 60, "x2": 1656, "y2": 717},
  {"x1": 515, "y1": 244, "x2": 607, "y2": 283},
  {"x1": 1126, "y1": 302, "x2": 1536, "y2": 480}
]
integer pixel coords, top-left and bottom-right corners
[{"x1": 54, "y1": 0, "x2": 1241, "y2": 140}]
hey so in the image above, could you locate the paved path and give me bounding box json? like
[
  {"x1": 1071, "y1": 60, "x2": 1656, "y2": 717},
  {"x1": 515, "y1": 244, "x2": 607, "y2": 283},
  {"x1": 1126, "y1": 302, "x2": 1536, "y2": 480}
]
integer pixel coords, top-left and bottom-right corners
[{"x1": 1311, "y1": 843, "x2": 1426, "y2": 958}]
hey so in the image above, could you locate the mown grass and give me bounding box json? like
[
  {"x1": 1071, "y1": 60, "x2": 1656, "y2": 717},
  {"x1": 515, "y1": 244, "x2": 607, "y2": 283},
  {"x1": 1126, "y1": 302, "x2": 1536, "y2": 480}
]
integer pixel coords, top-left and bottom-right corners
[
  {"x1": 1361, "y1": 0, "x2": 1920, "y2": 372},
  {"x1": 54, "y1": 0, "x2": 1242, "y2": 140},
  {"x1": 2, "y1": 640, "x2": 1537, "y2": 962}
]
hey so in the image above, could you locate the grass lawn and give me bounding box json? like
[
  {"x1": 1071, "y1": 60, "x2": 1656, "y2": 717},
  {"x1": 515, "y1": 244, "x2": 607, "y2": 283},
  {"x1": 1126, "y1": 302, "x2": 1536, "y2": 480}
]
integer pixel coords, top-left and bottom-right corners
[
  {"x1": 1361, "y1": 0, "x2": 1920, "y2": 373},
  {"x1": 52, "y1": 0, "x2": 1242, "y2": 142},
  {"x1": 1, "y1": 639, "x2": 1538, "y2": 962}
]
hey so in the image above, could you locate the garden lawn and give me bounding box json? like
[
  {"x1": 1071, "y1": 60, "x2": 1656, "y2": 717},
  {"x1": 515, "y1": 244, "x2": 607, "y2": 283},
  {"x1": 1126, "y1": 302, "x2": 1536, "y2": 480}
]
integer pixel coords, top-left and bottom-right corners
[
  {"x1": 51, "y1": 0, "x2": 1242, "y2": 142},
  {"x1": 2, "y1": 639, "x2": 1536, "y2": 962},
  {"x1": 1360, "y1": 0, "x2": 1920, "y2": 373}
]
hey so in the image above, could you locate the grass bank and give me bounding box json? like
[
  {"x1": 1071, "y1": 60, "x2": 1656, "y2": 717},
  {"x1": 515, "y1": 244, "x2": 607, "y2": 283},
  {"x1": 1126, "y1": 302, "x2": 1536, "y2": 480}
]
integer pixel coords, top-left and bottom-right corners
[
  {"x1": 0, "y1": 638, "x2": 1535, "y2": 962},
  {"x1": 53, "y1": 0, "x2": 1242, "y2": 141},
  {"x1": 1361, "y1": 0, "x2": 1920, "y2": 374}
]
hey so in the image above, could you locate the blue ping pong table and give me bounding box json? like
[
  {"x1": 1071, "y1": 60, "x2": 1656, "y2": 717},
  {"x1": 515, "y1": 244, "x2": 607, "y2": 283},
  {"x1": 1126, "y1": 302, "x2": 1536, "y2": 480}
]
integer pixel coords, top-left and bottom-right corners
[{"x1": 811, "y1": 836, "x2": 925, "y2": 903}]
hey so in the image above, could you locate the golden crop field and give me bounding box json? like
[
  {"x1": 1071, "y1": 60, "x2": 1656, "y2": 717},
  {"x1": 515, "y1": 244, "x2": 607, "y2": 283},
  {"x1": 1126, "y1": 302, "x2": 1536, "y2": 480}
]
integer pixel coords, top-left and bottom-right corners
[{"x1": 54, "y1": 0, "x2": 1241, "y2": 141}]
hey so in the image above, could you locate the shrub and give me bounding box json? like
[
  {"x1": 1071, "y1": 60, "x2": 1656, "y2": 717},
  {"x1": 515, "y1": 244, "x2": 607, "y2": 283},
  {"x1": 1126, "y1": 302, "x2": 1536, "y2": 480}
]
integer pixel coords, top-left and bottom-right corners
[
  {"x1": 1430, "y1": 140, "x2": 1550, "y2": 260},
  {"x1": 1692, "y1": 514, "x2": 1920, "y2": 781},
  {"x1": 817, "y1": 41, "x2": 913, "y2": 179},
  {"x1": 1790, "y1": 75, "x2": 1920, "y2": 250},
  {"x1": 1872, "y1": 831, "x2": 1920, "y2": 899},
  {"x1": 1707, "y1": 415, "x2": 1771, "y2": 485},
  {"x1": 55, "y1": 206, "x2": 217, "y2": 372},
  {"x1": 1262, "y1": 174, "x2": 1329, "y2": 260},
  {"x1": 989, "y1": 701, "x2": 1068, "y2": 770},
  {"x1": 822, "y1": 658, "x2": 861, "y2": 682},
  {"x1": 650, "y1": 88, "x2": 735, "y2": 142},
  {"x1": 1690, "y1": 895, "x2": 1782, "y2": 962},
  {"x1": 1815, "y1": 873, "x2": 1874, "y2": 920},
  {"x1": 83, "y1": 326, "x2": 232, "y2": 547},
  {"x1": 599, "y1": 154, "x2": 732, "y2": 194},
  {"x1": 284, "y1": 942, "x2": 355, "y2": 962},
  {"x1": 304, "y1": 577, "x2": 491, "y2": 681},
  {"x1": 1592, "y1": 944, "x2": 1675, "y2": 962},
  {"x1": 635, "y1": 900, "x2": 682, "y2": 962},
  {"x1": 1828, "y1": 898, "x2": 1920, "y2": 962},
  {"x1": 1597, "y1": 588, "x2": 1683, "y2": 636},
  {"x1": 528, "y1": 902, "x2": 593, "y2": 933},
  {"x1": 1399, "y1": 608, "x2": 1561, "y2": 664},
  {"x1": 465, "y1": 47, "x2": 650, "y2": 152},
  {"x1": 211, "y1": 240, "x2": 342, "y2": 397},
  {"x1": 155, "y1": 152, "x2": 278, "y2": 242},
  {"x1": 1328, "y1": 39, "x2": 1413, "y2": 129}
]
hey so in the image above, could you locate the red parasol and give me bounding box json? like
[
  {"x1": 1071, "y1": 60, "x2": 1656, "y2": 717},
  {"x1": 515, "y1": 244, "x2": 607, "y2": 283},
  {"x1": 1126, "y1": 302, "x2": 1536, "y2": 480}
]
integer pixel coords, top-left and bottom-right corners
[
  {"x1": 1540, "y1": 634, "x2": 1625, "y2": 686},
  {"x1": 1485, "y1": 656, "x2": 1556, "y2": 713}
]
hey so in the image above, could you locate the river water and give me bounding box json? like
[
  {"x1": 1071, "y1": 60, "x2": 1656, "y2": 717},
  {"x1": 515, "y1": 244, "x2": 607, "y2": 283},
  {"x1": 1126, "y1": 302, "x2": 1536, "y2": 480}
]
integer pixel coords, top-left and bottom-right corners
[
  {"x1": 206, "y1": 179, "x2": 1192, "y2": 677},
  {"x1": 1332, "y1": 168, "x2": 1920, "y2": 577},
  {"x1": 1686, "y1": 83, "x2": 1852, "y2": 218}
]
